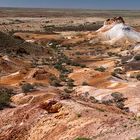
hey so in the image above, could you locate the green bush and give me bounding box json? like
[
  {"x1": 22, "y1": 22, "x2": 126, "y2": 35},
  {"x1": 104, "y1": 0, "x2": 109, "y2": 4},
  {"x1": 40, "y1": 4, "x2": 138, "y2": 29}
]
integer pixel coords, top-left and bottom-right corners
[
  {"x1": 111, "y1": 92, "x2": 123, "y2": 101},
  {"x1": 94, "y1": 66, "x2": 106, "y2": 72},
  {"x1": 67, "y1": 82, "x2": 74, "y2": 87},
  {"x1": 135, "y1": 137, "x2": 140, "y2": 140},
  {"x1": 0, "y1": 87, "x2": 13, "y2": 109},
  {"x1": 134, "y1": 54, "x2": 140, "y2": 61},
  {"x1": 89, "y1": 96, "x2": 98, "y2": 103},
  {"x1": 75, "y1": 51, "x2": 82, "y2": 55},
  {"x1": 107, "y1": 52, "x2": 118, "y2": 57},
  {"x1": 64, "y1": 88, "x2": 73, "y2": 93},
  {"x1": 60, "y1": 92, "x2": 71, "y2": 100},
  {"x1": 21, "y1": 83, "x2": 34, "y2": 93},
  {"x1": 80, "y1": 64, "x2": 86, "y2": 68},
  {"x1": 111, "y1": 71, "x2": 118, "y2": 77},
  {"x1": 82, "y1": 82, "x2": 89, "y2": 86},
  {"x1": 54, "y1": 63, "x2": 63, "y2": 70},
  {"x1": 71, "y1": 62, "x2": 81, "y2": 66},
  {"x1": 136, "y1": 74, "x2": 140, "y2": 80},
  {"x1": 77, "y1": 113, "x2": 82, "y2": 118},
  {"x1": 113, "y1": 68, "x2": 123, "y2": 74},
  {"x1": 59, "y1": 74, "x2": 68, "y2": 82},
  {"x1": 50, "y1": 79, "x2": 62, "y2": 87}
]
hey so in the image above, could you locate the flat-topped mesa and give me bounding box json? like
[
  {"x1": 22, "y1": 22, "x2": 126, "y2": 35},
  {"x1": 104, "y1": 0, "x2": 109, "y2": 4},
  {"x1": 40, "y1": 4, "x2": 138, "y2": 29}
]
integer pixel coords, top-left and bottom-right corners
[{"x1": 94, "y1": 16, "x2": 140, "y2": 45}]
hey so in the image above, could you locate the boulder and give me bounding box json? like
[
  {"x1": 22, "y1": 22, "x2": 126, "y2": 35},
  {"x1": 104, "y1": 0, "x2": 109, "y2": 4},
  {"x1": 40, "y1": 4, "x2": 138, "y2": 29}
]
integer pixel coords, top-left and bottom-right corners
[{"x1": 39, "y1": 100, "x2": 62, "y2": 113}]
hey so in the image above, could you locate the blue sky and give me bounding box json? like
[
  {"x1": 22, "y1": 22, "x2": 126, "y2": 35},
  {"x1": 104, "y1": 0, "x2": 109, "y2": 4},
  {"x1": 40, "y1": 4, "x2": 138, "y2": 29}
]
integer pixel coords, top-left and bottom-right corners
[{"x1": 0, "y1": 0, "x2": 140, "y2": 10}]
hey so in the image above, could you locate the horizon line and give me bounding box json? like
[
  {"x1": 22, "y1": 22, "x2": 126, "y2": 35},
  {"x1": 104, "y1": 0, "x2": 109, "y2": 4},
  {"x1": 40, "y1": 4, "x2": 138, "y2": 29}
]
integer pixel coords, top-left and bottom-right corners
[{"x1": 0, "y1": 6, "x2": 140, "y2": 11}]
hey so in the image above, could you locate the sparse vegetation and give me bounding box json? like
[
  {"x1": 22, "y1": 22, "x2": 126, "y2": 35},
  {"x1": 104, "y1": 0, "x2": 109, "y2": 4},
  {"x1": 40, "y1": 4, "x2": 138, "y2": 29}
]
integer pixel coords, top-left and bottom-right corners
[
  {"x1": 134, "y1": 54, "x2": 140, "y2": 61},
  {"x1": 67, "y1": 81, "x2": 74, "y2": 87},
  {"x1": 77, "y1": 113, "x2": 82, "y2": 118},
  {"x1": 1, "y1": 9, "x2": 140, "y2": 139},
  {"x1": 76, "y1": 51, "x2": 83, "y2": 55},
  {"x1": 94, "y1": 66, "x2": 106, "y2": 72},
  {"x1": 111, "y1": 92, "x2": 128, "y2": 111},
  {"x1": 64, "y1": 88, "x2": 73, "y2": 93},
  {"x1": 75, "y1": 137, "x2": 91, "y2": 140},
  {"x1": 0, "y1": 87, "x2": 14, "y2": 109},
  {"x1": 111, "y1": 92, "x2": 124, "y2": 101},
  {"x1": 82, "y1": 82, "x2": 89, "y2": 86},
  {"x1": 80, "y1": 64, "x2": 86, "y2": 68},
  {"x1": 89, "y1": 96, "x2": 98, "y2": 103},
  {"x1": 50, "y1": 79, "x2": 62, "y2": 87},
  {"x1": 21, "y1": 83, "x2": 34, "y2": 93},
  {"x1": 136, "y1": 74, "x2": 140, "y2": 80},
  {"x1": 60, "y1": 92, "x2": 71, "y2": 100},
  {"x1": 134, "y1": 137, "x2": 140, "y2": 140},
  {"x1": 113, "y1": 68, "x2": 124, "y2": 74},
  {"x1": 43, "y1": 23, "x2": 102, "y2": 32},
  {"x1": 107, "y1": 51, "x2": 120, "y2": 57}
]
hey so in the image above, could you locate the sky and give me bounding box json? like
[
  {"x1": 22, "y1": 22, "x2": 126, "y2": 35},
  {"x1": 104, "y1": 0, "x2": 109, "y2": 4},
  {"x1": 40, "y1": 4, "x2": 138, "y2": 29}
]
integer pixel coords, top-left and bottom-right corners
[{"x1": 0, "y1": 0, "x2": 140, "y2": 10}]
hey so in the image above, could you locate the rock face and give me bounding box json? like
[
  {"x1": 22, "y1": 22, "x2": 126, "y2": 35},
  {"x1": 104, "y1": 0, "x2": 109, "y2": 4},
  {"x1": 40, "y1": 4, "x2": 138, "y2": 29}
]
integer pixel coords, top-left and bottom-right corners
[
  {"x1": 102, "y1": 23, "x2": 140, "y2": 44},
  {"x1": 1, "y1": 15, "x2": 140, "y2": 140},
  {"x1": 92, "y1": 16, "x2": 140, "y2": 45}
]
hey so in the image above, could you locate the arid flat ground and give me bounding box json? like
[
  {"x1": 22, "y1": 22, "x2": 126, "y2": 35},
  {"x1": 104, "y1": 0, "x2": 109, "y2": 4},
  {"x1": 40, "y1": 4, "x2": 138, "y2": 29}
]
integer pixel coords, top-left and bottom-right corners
[{"x1": 0, "y1": 8, "x2": 140, "y2": 140}]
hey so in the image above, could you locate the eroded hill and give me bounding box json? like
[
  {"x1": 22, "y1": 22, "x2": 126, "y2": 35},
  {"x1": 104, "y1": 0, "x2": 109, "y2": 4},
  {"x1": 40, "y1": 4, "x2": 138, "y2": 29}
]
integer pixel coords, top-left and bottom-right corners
[{"x1": 0, "y1": 14, "x2": 140, "y2": 140}]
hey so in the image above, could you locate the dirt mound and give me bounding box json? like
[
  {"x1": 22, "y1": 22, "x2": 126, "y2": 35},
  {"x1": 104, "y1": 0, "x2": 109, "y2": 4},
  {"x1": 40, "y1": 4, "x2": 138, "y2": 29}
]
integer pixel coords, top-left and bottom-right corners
[
  {"x1": 1, "y1": 96, "x2": 139, "y2": 140},
  {"x1": 0, "y1": 31, "x2": 48, "y2": 56}
]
